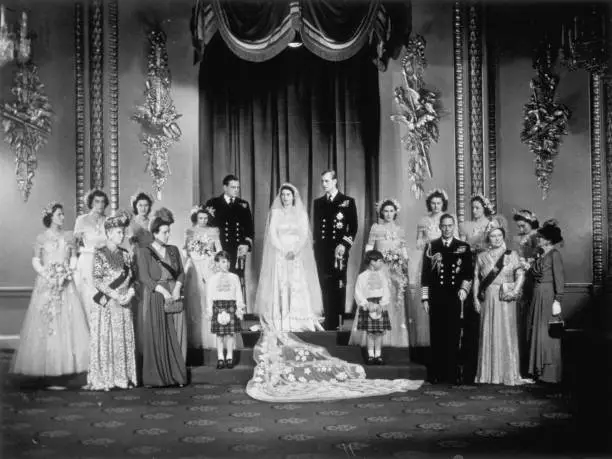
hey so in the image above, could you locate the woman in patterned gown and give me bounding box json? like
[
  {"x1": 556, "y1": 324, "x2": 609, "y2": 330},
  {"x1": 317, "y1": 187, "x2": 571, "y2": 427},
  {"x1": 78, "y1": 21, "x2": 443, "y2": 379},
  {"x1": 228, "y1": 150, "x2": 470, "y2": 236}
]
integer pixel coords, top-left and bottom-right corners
[
  {"x1": 458, "y1": 194, "x2": 495, "y2": 383},
  {"x1": 527, "y1": 220, "x2": 565, "y2": 383},
  {"x1": 184, "y1": 205, "x2": 234, "y2": 349},
  {"x1": 11, "y1": 202, "x2": 89, "y2": 384},
  {"x1": 349, "y1": 198, "x2": 409, "y2": 348},
  {"x1": 127, "y1": 191, "x2": 154, "y2": 250},
  {"x1": 74, "y1": 189, "x2": 109, "y2": 323},
  {"x1": 136, "y1": 208, "x2": 187, "y2": 387},
  {"x1": 407, "y1": 189, "x2": 456, "y2": 350},
  {"x1": 87, "y1": 210, "x2": 137, "y2": 391},
  {"x1": 473, "y1": 218, "x2": 529, "y2": 385},
  {"x1": 254, "y1": 183, "x2": 324, "y2": 331}
]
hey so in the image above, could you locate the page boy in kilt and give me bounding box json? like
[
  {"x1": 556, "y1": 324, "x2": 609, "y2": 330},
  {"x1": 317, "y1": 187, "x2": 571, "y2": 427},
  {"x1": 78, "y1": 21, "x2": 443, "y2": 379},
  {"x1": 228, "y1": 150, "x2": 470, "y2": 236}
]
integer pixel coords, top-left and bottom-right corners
[
  {"x1": 354, "y1": 250, "x2": 391, "y2": 365},
  {"x1": 206, "y1": 251, "x2": 245, "y2": 370}
]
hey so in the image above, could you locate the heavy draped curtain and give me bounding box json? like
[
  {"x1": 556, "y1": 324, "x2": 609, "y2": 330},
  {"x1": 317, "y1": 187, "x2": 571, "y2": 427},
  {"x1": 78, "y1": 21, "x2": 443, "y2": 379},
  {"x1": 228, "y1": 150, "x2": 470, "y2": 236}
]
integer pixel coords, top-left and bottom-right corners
[
  {"x1": 193, "y1": 0, "x2": 411, "y2": 310},
  {"x1": 199, "y1": 36, "x2": 380, "y2": 311}
]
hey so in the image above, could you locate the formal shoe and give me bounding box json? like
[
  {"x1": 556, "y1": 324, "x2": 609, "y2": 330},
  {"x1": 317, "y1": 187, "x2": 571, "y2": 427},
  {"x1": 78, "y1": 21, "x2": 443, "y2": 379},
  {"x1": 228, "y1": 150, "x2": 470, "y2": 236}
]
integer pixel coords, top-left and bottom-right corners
[
  {"x1": 366, "y1": 356, "x2": 375, "y2": 365},
  {"x1": 225, "y1": 359, "x2": 234, "y2": 369},
  {"x1": 216, "y1": 359, "x2": 226, "y2": 369},
  {"x1": 375, "y1": 357, "x2": 384, "y2": 366}
]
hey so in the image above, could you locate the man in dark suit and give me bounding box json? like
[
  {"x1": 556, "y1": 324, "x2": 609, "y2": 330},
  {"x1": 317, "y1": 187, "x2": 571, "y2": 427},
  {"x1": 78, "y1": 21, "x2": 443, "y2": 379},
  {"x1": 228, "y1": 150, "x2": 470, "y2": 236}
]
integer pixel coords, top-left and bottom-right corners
[
  {"x1": 204, "y1": 174, "x2": 254, "y2": 299},
  {"x1": 313, "y1": 170, "x2": 358, "y2": 330},
  {"x1": 421, "y1": 213, "x2": 473, "y2": 384}
]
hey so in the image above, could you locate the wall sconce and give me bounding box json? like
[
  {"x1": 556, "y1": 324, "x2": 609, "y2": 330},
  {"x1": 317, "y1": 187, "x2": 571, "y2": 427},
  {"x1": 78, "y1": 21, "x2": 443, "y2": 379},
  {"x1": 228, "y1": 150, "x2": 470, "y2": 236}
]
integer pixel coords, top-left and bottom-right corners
[{"x1": 0, "y1": 5, "x2": 30, "y2": 67}]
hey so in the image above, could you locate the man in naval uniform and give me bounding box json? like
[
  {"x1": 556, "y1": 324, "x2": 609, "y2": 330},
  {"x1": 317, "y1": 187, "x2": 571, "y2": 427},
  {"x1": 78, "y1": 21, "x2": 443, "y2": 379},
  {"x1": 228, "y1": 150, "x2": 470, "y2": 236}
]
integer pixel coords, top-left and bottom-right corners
[
  {"x1": 313, "y1": 170, "x2": 358, "y2": 330},
  {"x1": 421, "y1": 213, "x2": 473, "y2": 384},
  {"x1": 204, "y1": 174, "x2": 254, "y2": 301}
]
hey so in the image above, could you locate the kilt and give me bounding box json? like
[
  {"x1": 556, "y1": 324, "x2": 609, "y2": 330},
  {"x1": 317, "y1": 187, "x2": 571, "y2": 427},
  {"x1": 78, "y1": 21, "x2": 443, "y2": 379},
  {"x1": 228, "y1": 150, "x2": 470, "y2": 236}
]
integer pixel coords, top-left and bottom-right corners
[
  {"x1": 357, "y1": 297, "x2": 391, "y2": 334},
  {"x1": 211, "y1": 300, "x2": 241, "y2": 336}
]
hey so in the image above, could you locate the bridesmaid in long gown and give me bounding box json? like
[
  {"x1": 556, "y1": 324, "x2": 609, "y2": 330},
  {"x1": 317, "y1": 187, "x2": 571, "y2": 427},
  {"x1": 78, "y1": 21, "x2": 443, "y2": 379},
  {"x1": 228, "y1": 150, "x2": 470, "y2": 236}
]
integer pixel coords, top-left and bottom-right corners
[
  {"x1": 527, "y1": 220, "x2": 565, "y2": 383},
  {"x1": 74, "y1": 189, "x2": 109, "y2": 323},
  {"x1": 183, "y1": 205, "x2": 229, "y2": 349},
  {"x1": 128, "y1": 191, "x2": 154, "y2": 249},
  {"x1": 407, "y1": 189, "x2": 457, "y2": 352},
  {"x1": 349, "y1": 198, "x2": 409, "y2": 348},
  {"x1": 473, "y1": 220, "x2": 528, "y2": 385},
  {"x1": 11, "y1": 202, "x2": 89, "y2": 386},
  {"x1": 136, "y1": 208, "x2": 187, "y2": 387},
  {"x1": 458, "y1": 194, "x2": 495, "y2": 383},
  {"x1": 88, "y1": 210, "x2": 137, "y2": 391}
]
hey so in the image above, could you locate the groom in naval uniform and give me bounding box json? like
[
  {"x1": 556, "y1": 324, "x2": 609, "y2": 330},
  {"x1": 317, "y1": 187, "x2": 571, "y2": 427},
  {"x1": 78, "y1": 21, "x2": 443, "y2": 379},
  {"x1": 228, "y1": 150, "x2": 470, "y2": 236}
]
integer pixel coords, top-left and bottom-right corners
[
  {"x1": 421, "y1": 213, "x2": 473, "y2": 384},
  {"x1": 204, "y1": 174, "x2": 254, "y2": 299},
  {"x1": 313, "y1": 170, "x2": 358, "y2": 330}
]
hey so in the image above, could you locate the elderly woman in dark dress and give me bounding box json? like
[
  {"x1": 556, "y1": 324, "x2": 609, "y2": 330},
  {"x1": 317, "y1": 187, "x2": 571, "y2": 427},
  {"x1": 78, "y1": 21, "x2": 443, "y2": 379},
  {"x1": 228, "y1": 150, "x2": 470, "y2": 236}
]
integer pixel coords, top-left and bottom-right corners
[
  {"x1": 136, "y1": 208, "x2": 187, "y2": 387},
  {"x1": 527, "y1": 220, "x2": 564, "y2": 383}
]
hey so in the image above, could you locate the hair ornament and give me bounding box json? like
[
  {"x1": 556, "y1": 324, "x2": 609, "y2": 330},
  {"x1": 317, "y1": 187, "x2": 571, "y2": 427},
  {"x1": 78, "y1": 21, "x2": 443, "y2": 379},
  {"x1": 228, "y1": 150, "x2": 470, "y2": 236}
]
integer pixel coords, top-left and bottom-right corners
[
  {"x1": 130, "y1": 190, "x2": 155, "y2": 209},
  {"x1": 42, "y1": 201, "x2": 62, "y2": 219},
  {"x1": 512, "y1": 208, "x2": 538, "y2": 223},
  {"x1": 486, "y1": 214, "x2": 508, "y2": 235},
  {"x1": 190, "y1": 205, "x2": 204, "y2": 218},
  {"x1": 375, "y1": 198, "x2": 401, "y2": 215},
  {"x1": 426, "y1": 188, "x2": 449, "y2": 202},
  {"x1": 471, "y1": 193, "x2": 495, "y2": 214},
  {"x1": 104, "y1": 209, "x2": 131, "y2": 230}
]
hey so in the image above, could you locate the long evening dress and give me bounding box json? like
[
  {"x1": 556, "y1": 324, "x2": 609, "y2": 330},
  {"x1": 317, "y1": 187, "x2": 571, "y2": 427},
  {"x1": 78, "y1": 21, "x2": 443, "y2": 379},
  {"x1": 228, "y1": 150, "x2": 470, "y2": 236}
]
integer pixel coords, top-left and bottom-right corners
[
  {"x1": 183, "y1": 225, "x2": 240, "y2": 349},
  {"x1": 349, "y1": 222, "x2": 409, "y2": 347},
  {"x1": 74, "y1": 212, "x2": 107, "y2": 323},
  {"x1": 528, "y1": 248, "x2": 564, "y2": 383},
  {"x1": 473, "y1": 248, "x2": 524, "y2": 385},
  {"x1": 136, "y1": 244, "x2": 187, "y2": 387},
  {"x1": 11, "y1": 230, "x2": 89, "y2": 376},
  {"x1": 88, "y1": 246, "x2": 137, "y2": 390},
  {"x1": 514, "y1": 230, "x2": 539, "y2": 376},
  {"x1": 458, "y1": 217, "x2": 492, "y2": 383}
]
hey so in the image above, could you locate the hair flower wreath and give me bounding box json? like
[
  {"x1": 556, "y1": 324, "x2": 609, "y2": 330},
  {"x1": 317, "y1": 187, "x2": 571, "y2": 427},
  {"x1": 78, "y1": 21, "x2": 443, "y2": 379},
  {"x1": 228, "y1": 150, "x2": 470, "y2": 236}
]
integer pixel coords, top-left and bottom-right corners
[
  {"x1": 471, "y1": 193, "x2": 495, "y2": 214},
  {"x1": 425, "y1": 188, "x2": 449, "y2": 202},
  {"x1": 42, "y1": 201, "x2": 61, "y2": 219},
  {"x1": 375, "y1": 198, "x2": 401, "y2": 215},
  {"x1": 130, "y1": 191, "x2": 155, "y2": 209}
]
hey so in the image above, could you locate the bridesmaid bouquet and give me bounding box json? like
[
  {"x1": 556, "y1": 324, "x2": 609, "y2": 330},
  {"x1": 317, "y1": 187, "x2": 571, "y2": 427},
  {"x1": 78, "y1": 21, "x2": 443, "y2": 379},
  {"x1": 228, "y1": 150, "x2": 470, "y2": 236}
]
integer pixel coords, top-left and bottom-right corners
[
  {"x1": 382, "y1": 249, "x2": 409, "y2": 305},
  {"x1": 187, "y1": 234, "x2": 214, "y2": 257},
  {"x1": 45, "y1": 262, "x2": 73, "y2": 293}
]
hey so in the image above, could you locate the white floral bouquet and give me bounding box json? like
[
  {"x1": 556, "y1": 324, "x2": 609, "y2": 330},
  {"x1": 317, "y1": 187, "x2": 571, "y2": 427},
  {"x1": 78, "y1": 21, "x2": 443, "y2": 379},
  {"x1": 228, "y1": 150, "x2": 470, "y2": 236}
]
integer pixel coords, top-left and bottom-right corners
[
  {"x1": 187, "y1": 234, "x2": 214, "y2": 258},
  {"x1": 382, "y1": 249, "x2": 409, "y2": 305},
  {"x1": 45, "y1": 262, "x2": 73, "y2": 293}
]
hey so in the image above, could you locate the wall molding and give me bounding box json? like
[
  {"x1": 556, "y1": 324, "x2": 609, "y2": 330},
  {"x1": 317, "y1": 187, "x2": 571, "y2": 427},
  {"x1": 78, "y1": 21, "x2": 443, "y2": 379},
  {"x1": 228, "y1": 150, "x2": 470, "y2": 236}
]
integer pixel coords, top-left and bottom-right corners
[
  {"x1": 0, "y1": 287, "x2": 34, "y2": 298},
  {"x1": 453, "y1": 1, "x2": 467, "y2": 223},
  {"x1": 590, "y1": 74, "x2": 604, "y2": 285},
  {"x1": 89, "y1": 0, "x2": 105, "y2": 190},
  {"x1": 468, "y1": 1, "x2": 484, "y2": 196}
]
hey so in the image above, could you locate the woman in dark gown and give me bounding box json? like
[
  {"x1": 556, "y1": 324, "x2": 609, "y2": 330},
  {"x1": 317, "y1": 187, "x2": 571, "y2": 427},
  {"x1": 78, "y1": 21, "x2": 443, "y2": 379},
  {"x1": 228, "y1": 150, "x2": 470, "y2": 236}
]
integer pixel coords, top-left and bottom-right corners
[
  {"x1": 527, "y1": 220, "x2": 564, "y2": 384},
  {"x1": 136, "y1": 208, "x2": 187, "y2": 387}
]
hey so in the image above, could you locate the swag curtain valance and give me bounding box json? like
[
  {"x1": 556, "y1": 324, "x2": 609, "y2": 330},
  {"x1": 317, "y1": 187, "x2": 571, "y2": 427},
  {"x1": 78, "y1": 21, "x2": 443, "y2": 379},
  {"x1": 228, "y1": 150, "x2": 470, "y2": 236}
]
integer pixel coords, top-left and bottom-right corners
[{"x1": 190, "y1": 0, "x2": 411, "y2": 70}]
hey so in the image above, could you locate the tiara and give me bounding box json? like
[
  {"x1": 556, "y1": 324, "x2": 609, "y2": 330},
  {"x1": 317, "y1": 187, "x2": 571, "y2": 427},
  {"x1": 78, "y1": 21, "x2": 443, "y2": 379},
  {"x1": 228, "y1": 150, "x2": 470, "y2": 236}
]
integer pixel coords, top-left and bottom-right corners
[
  {"x1": 512, "y1": 208, "x2": 538, "y2": 223},
  {"x1": 471, "y1": 193, "x2": 494, "y2": 213},
  {"x1": 486, "y1": 214, "x2": 508, "y2": 234},
  {"x1": 190, "y1": 205, "x2": 204, "y2": 218},
  {"x1": 42, "y1": 201, "x2": 62, "y2": 218},
  {"x1": 104, "y1": 209, "x2": 131, "y2": 230},
  {"x1": 375, "y1": 198, "x2": 401, "y2": 215},
  {"x1": 130, "y1": 190, "x2": 154, "y2": 209},
  {"x1": 426, "y1": 188, "x2": 449, "y2": 202}
]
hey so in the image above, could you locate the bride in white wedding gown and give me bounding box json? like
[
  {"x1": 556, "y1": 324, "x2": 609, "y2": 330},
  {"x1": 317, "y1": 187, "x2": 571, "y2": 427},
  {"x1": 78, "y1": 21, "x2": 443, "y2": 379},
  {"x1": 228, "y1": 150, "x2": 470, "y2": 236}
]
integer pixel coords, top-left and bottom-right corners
[{"x1": 246, "y1": 183, "x2": 422, "y2": 402}]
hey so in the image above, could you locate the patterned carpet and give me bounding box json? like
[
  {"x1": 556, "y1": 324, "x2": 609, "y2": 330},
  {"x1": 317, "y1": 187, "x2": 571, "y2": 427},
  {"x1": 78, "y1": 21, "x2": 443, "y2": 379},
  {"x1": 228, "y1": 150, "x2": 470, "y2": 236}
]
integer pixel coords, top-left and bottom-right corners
[{"x1": 2, "y1": 341, "x2": 603, "y2": 459}]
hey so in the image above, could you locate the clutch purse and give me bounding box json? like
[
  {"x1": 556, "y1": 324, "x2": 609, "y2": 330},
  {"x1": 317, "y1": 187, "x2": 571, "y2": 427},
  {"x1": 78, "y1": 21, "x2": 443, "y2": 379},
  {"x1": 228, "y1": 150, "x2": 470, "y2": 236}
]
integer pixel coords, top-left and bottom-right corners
[
  {"x1": 499, "y1": 282, "x2": 516, "y2": 302},
  {"x1": 164, "y1": 297, "x2": 184, "y2": 314},
  {"x1": 548, "y1": 316, "x2": 565, "y2": 339}
]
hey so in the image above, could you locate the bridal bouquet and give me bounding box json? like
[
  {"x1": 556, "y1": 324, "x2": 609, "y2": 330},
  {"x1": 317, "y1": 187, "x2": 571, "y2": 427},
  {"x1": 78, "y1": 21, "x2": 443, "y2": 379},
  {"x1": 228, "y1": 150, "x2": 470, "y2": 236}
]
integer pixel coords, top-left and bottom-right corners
[
  {"x1": 187, "y1": 234, "x2": 214, "y2": 258},
  {"x1": 382, "y1": 249, "x2": 409, "y2": 305}
]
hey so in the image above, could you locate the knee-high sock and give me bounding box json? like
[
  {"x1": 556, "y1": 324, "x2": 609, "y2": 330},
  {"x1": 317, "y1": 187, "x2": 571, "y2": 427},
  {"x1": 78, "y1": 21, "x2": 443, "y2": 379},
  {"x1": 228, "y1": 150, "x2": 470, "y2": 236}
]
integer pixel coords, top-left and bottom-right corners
[
  {"x1": 367, "y1": 334, "x2": 375, "y2": 357},
  {"x1": 225, "y1": 335, "x2": 235, "y2": 360},
  {"x1": 216, "y1": 335, "x2": 225, "y2": 360}
]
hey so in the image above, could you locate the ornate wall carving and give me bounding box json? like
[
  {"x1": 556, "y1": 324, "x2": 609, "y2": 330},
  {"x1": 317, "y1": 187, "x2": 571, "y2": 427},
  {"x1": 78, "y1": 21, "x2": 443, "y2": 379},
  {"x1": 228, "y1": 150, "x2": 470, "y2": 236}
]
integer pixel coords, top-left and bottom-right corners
[
  {"x1": 468, "y1": 2, "x2": 483, "y2": 196},
  {"x1": 108, "y1": 0, "x2": 119, "y2": 210},
  {"x1": 89, "y1": 0, "x2": 104, "y2": 190},
  {"x1": 590, "y1": 73, "x2": 604, "y2": 285},
  {"x1": 486, "y1": 25, "x2": 497, "y2": 210},
  {"x1": 74, "y1": 1, "x2": 85, "y2": 215},
  {"x1": 607, "y1": 80, "x2": 612, "y2": 281},
  {"x1": 453, "y1": 1, "x2": 466, "y2": 222}
]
